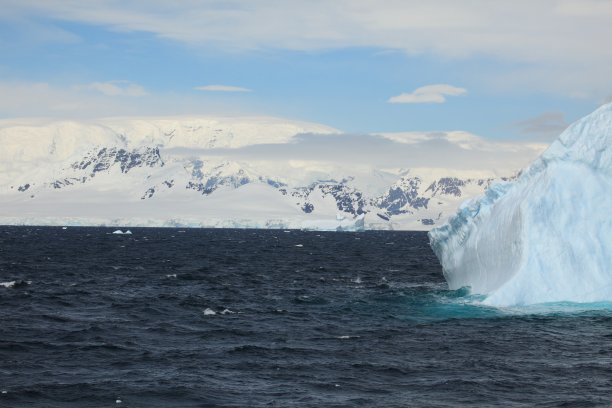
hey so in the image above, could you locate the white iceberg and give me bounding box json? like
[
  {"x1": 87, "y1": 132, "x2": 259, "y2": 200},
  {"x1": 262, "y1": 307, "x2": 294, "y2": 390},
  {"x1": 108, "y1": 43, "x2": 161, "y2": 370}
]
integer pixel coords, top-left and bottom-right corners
[{"x1": 429, "y1": 103, "x2": 612, "y2": 306}]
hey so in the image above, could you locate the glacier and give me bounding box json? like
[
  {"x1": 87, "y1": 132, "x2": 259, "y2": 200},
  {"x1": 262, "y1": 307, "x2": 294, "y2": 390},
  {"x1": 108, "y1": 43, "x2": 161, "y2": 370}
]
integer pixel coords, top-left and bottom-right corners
[{"x1": 429, "y1": 103, "x2": 612, "y2": 306}]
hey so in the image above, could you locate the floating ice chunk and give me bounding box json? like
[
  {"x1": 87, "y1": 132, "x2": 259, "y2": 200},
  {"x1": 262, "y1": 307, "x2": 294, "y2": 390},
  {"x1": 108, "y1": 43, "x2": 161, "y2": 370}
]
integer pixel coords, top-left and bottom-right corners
[
  {"x1": 203, "y1": 308, "x2": 216, "y2": 316},
  {"x1": 429, "y1": 103, "x2": 612, "y2": 306},
  {"x1": 112, "y1": 230, "x2": 124, "y2": 234},
  {"x1": 1, "y1": 280, "x2": 30, "y2": 288}
]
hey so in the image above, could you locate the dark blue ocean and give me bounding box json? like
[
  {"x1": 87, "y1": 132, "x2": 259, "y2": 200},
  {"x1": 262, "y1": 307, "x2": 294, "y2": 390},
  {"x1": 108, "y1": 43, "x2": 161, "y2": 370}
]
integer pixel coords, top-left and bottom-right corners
[{"x1": 0, "y1": 227, "x2": 610, "y2": 407}]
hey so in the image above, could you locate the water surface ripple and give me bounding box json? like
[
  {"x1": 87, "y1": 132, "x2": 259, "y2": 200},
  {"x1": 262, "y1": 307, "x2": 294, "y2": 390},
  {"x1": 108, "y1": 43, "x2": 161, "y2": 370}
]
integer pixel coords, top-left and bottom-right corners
[{"x1": 0, "y1": 227, "x2": 610, "y2": 407}]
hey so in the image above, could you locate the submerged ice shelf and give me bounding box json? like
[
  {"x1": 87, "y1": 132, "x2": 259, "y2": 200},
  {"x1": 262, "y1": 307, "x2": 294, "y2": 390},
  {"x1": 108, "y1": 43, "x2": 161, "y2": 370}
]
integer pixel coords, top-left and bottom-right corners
[{"x1": 429, "y1": 103, "x2": 612, "y2": 306}]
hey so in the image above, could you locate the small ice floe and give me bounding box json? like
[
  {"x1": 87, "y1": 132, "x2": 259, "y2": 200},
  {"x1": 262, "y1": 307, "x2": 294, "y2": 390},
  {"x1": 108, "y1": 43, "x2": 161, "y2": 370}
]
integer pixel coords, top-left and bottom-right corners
[
  {"x1": 1, "y1": 390, "x2": 7, "y2": 394},
  {"x1": 165, "y1": 274, "x2": 177, "y2": 278},
  {"x1": 1, "y1": 280, "x2": 31, "y2": 288},
  {"x1": 62, "y1": 226, "x2": 67, "y2": 230},
  {"x1": 337, "y1": 335, "x2": 360, "y2": 340},
  {"x1": 115, "y1": 399, "x2": 122, "y2": 404},
  {"x1": 112, "y1": 230, "x2": 132, "y2": 235},
  {"x1": 203, "y1": 308, "x2": 216, "y2": 316},
  {"x1": 283, "y1": 230, "x2": 291, "y2": 233},
  {"x1": 377, "y1": 276, "x2": 390, "y2": 288},
  {"x1": 220, "y1": 308, "x2": 235, "y2": 315},
  {"x1": 294, "y1": 244, "x2": 303, "y2": 247}
]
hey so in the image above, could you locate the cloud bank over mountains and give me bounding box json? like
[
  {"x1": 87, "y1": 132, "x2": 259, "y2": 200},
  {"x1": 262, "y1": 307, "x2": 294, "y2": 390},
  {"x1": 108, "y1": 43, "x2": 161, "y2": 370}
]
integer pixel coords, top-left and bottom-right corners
[{"x1": 165, "y1": 126, "x2": 546, "y2": 173}]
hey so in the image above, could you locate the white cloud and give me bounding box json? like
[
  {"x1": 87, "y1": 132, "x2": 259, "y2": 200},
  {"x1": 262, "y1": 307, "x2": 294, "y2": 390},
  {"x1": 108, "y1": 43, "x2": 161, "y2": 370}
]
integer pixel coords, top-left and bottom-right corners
[
  {"x1": 7, "y1": 1, "x2": 609, "y2": 96},
  {"x1": 195, "y1": 85, "x2": 252, "y2": 92},
  {"x1": 388, "y1": 84, "x2": 467, "y2": 104},
  {"x1": 84, "y1": 80, "x2": 147, "y2": 97},
  {"x1": 0, "y1": 0, "x2": 612, "y2": 98},
  {"x1": 0, "y1": 81, "x2": 252, "y2": 119}
]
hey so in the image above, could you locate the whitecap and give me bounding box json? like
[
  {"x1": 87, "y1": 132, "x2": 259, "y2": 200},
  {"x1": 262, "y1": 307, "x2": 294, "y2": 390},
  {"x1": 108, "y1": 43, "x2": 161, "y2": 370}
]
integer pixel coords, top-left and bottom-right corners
[{"x1": 294, "y1": 244, "x2": 303, "y2": 247}]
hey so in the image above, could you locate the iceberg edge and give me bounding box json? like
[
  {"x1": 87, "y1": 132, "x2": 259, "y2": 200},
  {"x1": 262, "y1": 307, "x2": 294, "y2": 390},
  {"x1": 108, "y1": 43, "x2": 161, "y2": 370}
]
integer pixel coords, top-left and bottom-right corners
[{"x1": 429, "y1": 103, "x2": 612, "y2": 306}]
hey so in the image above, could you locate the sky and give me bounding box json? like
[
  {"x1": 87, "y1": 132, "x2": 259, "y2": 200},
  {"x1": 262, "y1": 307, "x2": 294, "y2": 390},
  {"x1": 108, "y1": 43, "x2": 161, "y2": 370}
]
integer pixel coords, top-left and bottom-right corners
[{"x1": 1, "y1": 1, "x2": 612, "y2": 141}]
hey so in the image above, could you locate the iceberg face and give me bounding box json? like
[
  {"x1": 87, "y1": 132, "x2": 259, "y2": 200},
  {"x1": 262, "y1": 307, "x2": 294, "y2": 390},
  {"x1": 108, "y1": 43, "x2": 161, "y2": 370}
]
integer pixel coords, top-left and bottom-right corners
[{"x1": 429, "y1": 103, "x2": 612, "y2": 306}]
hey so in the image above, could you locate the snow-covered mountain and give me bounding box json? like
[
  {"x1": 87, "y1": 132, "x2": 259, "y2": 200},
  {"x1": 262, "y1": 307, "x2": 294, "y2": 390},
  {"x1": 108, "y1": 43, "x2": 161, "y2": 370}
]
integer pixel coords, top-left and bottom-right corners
[{"x1": 0, "y1": 116, "x2": 543, "y2": 230}]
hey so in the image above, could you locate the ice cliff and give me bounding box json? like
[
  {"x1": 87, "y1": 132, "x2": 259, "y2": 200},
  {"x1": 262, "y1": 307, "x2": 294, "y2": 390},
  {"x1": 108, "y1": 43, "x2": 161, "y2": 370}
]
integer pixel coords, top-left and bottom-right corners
[{"x1": 429, "y1": 103, "x2": 612, "y2": 306}]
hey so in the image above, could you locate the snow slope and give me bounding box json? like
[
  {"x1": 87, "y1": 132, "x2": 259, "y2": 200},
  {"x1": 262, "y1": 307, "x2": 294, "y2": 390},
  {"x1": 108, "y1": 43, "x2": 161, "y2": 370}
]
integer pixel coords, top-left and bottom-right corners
[
  {"x1": 429, "y1": 103, "x2": 612, "y2": 306},
  {"x1": 0, "y1": 116, "x2": 542, "y2": 230}
]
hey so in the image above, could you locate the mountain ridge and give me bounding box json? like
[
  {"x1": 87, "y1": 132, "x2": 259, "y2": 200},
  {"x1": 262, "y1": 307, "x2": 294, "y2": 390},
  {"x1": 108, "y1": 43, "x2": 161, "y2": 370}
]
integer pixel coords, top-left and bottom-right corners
[{"x1": 0, "y1": 116, "x2": 541, "y2": 231}]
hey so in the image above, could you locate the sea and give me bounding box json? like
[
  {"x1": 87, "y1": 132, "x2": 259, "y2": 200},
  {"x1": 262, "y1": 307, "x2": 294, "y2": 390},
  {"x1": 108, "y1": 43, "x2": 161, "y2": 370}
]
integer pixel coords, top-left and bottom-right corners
[{"x1": 0, "y1": 226, "x2": 610, "y2": 407}]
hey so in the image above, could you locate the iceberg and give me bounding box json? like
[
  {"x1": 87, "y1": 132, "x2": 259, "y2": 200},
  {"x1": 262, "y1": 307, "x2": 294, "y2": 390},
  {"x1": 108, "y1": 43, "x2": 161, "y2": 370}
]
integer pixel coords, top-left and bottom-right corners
[{"x1": 429, "y1": 103, "x2": 612, "y2": 306}]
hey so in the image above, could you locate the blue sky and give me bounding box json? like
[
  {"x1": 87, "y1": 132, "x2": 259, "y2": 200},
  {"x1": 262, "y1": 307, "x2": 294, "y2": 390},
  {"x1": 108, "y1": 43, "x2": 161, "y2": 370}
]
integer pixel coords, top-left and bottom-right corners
[{"x1": 1, "y1": 1, "x2": 611, "y2": 140}]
